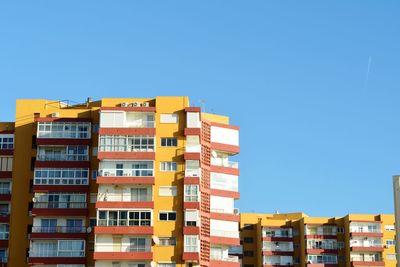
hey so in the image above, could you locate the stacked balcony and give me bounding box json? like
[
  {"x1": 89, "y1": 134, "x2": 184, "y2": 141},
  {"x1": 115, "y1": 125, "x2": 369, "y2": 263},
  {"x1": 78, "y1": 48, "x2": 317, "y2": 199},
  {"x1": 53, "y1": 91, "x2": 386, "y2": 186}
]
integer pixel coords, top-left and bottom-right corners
[
  {"x1": 0, "y1": 132, "x2": 14, "y2": 263},
  {"x1": 95, "y1": 107, "x2": 155, "y2": 266},
  {"x1": 262, "y1": 227, "x2": 294, "y2": 267},
  {"x1": 305, "y1": 224, "x2": 338, "y2": 267},
  {"x1": 349, "y1": 222, "x2": 384, "y2": 266},
  {"x1": 29, "y1": 120, "x2": 91, "y2": 266}
]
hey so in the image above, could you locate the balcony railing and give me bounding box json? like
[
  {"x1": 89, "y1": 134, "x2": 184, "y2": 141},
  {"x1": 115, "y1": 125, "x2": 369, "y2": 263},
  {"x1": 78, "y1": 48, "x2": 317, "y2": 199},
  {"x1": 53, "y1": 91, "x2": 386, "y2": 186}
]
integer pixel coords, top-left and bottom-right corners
[
  {"x1": 98, "y1": 169, "x2": 153, "y2": 177},
  {"x1": 95, "y1": 244, "x2": 151, "y2": 252},
  {"x1": 29, "y1": 250, "x2": 85, "y2": 257},
  {"x1": 33, "y1": 202, "x2": 87, "y2": 209},
  {"x1": 186, "y1": 145, "x2": 201, "y2": 153},
  {"x1": 185, "y1": 169, "x2": 201, "y2": 177},
  {"x1": 211, "y1": 160, "x2": 239, "y2": 168},
  {"x1": 350, "y1": 243, "x2": 383, "y2": 248},
  {"x1": 210, "y1": 208, "x2": 239, "y2": 215},
  {"x1": 37, "y1": 154, "x2": 89, "y2": 161},
  {"x1": 307, "y1": 244, "x2": 338, "y2": 250},
  {"x1": 351, "y1": 256, "x2": 382, "y2": 262},
  {"x1": 97, "y1": 219, "x2": 151, "y2": 227},
  {"x1": 126, "y1": 121, "x2": 155, "y2": 128},
  {"x1": 350, "y1": 228, "x2": 381, "y2": 233},
  {"x1": 31, "y1": 226, "x2": 86, "y2": 233},
  {"x1": 211, "y1": 255, "x2": 239, "y2": 262},
  {"x1": 97, "y1": 193, "x2": 152, "y2": 202}
]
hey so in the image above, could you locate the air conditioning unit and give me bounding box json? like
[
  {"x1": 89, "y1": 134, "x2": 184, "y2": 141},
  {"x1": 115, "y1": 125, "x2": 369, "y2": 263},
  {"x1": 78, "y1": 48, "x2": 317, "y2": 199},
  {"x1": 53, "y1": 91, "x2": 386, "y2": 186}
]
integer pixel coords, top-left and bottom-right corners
[
  {"x1": 234, "y1": 208, "x2": 240, "y2": 215},
  {"x1": 121, "y1": 102, "x2": 128, "y2": 107},
  {"x1": 142, "y1": 102, "x2": 150, "y2": 107},
  {"x1": 51, "y1": 112, "x2": 59, "y2": 118},
  {"x1": 132, "y1": 102, "x2": 140, "y2": 107}
]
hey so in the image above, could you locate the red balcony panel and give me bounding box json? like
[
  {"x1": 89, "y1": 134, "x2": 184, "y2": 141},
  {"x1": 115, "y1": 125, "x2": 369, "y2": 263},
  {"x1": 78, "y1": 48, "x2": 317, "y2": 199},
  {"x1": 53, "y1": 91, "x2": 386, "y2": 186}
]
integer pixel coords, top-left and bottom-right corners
[
  {"x1": 184, "y1": 177, "x2": 200, "y2": 184},
  {"x1": 0, "y1": 195, "x2": 11, "y2": 201},
  {"x1": 350, "y1": 232, "x2": 383, "y2": 238},
  {"x1": 99, "y1": 128, "x2": 156, "y2": 136},
  {"x1": 98, "y1": 152, "x2": 155, "y2": 160},
  {"x1": 183, "y1": 252, "x2": 199, "y2": 261},
  {"x1": 351, "y1": 261, "x2": 384, "y2": 266},
  {"x1": 263, "y1": 251, "x2": 293, "y2": 256},
  {"x1": 0, "y1": 150, "x2": 12, "y2": 156},
  {"x1": 0, "y1": 240, "x2": 8, "y2": 247},
  {"x1": 183, "y1": 226, "x2": 200, "y2": 235},
  {"x1": 94, "y1": 226, "x2": 154, "y2": 235},
  {"x1": 36, "y1": 138, "x2": 91, "y2": 146},
  {"x1": 184, "y1": 152, "x2": 201, "y2": 160},
  {"x1": 305, "y1": 235, "x2": 337, "y2": 240},
  {"x1": 210, "y1": 142, "x2": 240, "y2": 154},
  {"x1": 210, "y1": 236, "x2": 240, "y2": 246},
  {"x1": 100, "y1": 106, "x2": 156, "y2": 112},
  {"x1": 30, "y1": 233, "x2": 87, "y2": 239},
  {"x1": 209, "y1": 121, "x2": 239, "y2": 130},
  {"x1": 93, "y1": 251, "x2": 153, "y2": 260},
  {"x1": 28, "y1": 257, "x2": 86, "y2": 265},
  {"x1": 35, "y1": 161, "x2": 90, "y2": 168},
  {"x1": 185, "y1": 107, "x2": 201, "y2": 112},
  {"x1": 350, "y1": 247, "x2": 384, "y2": 252},
  {"x1": 263, "y1": 237, "x2": 294, "y2": 242},
  {"x1": 0, "y1": 130, "x2": 13, "y2": 134},
  {"x1": 210, "y1": 212, "x2": 239, "y2": 222},
  {"x1": 96, "y1": 201, "x2": 154, "y2": 209},
  {"x1": 33, "y1": 185, "x2": 89, "y2": 193},
  {"x1": 184, "y1": 202, "x2": 200, "y2": 209},
  {"x1": 0, "y1": 172, "x2": 12, "y2": 179},
  {"x1": 184, "y1": 128, "x2": 201, "y2": 136},
  {"x1": 210, "y1": 189, "x2": 240, "y2": 199},
  {"x1": 210, "y1": 165, "x2": 240, "y2": 176},
  {"x1": 349, "y1": 220, "x2": 382, "y2": 223},
  {"x1": 96, "y1": 176, "x2": 155, "y2": 185},
  {"x1": 32, "y1": 208, "x2": 88, "y2": 216},
  {"x1": 306, "y1": 249, "x2": 338, "y2": 254},
  {"x1": 35, "y1": 117, "x2": 92, "y2": 122},
  {"x1": 0, "y1": 216, "x2": 10, "y2": 223},
  {"x1": 210, "y1": 259, "x2": 240, "y2": 267}
]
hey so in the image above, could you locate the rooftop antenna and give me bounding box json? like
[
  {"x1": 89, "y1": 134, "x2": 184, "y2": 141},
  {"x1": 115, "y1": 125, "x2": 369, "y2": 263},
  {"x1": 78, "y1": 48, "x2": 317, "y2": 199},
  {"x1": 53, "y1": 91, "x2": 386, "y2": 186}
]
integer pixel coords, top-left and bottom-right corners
[{"x1": 199, "y1": 100, "x2": 206, "y2": 112}]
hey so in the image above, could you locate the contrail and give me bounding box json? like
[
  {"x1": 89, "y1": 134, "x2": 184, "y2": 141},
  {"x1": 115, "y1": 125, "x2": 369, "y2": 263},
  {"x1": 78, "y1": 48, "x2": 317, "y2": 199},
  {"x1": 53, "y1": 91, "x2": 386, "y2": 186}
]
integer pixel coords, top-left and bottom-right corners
[{"x1": 365, "y1": 56, "x2": 372, "y2": 88}]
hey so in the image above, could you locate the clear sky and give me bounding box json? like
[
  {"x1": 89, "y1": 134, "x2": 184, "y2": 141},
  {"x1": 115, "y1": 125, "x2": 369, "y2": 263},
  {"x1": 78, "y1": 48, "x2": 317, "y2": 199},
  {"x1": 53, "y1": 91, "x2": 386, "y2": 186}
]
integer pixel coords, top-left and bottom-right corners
[{"x1": 1, "y1": 1, "x2": 400, "y2": 216}]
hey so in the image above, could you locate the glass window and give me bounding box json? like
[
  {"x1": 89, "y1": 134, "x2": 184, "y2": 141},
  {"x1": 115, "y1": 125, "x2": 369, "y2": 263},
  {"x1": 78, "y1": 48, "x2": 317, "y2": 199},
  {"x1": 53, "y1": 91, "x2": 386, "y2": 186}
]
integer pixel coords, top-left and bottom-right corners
[
  {"x1": 159, "y1": 212, "x2": 176, "y2": 221},
  {"x1": 160, "y1": 138, "x2": 177, "y2": 147},
  {"x1": 160, "y1": 162, "x2": 177, "y2": 172}
]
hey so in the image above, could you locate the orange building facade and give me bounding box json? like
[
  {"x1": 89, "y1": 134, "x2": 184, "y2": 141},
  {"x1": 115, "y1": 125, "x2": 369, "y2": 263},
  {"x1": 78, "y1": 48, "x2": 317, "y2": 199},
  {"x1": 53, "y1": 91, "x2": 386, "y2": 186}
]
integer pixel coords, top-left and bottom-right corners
[{"x1": 3, "y1": 97, "x2": 240, "y2": 267}]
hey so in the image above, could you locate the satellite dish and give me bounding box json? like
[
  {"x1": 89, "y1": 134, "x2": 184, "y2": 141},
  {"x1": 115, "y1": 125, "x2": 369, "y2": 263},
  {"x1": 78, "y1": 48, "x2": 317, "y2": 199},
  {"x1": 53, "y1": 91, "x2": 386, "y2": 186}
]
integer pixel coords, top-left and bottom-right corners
[
  {"x1": 150, "y1": 262, "x2": 156, "y2": 267},
  {"x1": 32, "y1": 197, "x2": 37, "y2": 202},
  {"x1": 86, "y1": 227, "x2": 92, "y2": 233},
  {"x1": 211, "y1": 150, "x2": 217, "y2": 158},
  {"x1": 152, "y1": 235, "x2": 160, "y2": 245}
]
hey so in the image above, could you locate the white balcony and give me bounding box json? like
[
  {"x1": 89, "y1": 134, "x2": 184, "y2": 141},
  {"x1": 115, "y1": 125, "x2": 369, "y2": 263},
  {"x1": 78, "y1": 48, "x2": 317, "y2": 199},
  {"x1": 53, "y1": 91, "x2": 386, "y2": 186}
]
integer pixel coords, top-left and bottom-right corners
[
  {"x1": 34, "y1": 168, "x2": 89, "y2": 185},
  {"x1": 263, "y1": 228, "x2": 293, "y2": 238},
  {"x1": 100, "y1": 111, "x2": 155, "y2": 128},
  {"x1": 185, "y1": 168, "x2": 201, "y2": 177},
  {"x1": 37, "y1": 145, "x2": 89, "y2": 161},
  {"x1": 210, "y1": 229, "x2": 239, "y2": 239},
  {"x1": 350, "y1": 222, "x2": 381, "y2": 233},
  {"x1": 263, "y1": 255, "x2": 293, "y2": 265},
  {"x1": 305, "y1": 225, "x2": 337, "y2": 235},
  {"x1": 263, "y1": 241, "x2": 294, "y2": 252},
  {"x1": 30, "y1": 240, "x2": 85, "y2": 257},
  {"x1": 306, "y1": 240, "x2": 337, "y2": 250},
  {"x1": 211, "y1": 156, "x2": 239, "y2": 168},
  {"x1": 97, "y1": 192, "x2": 152, "y2": 202},
  {"x1": 37, "y1": 122, "x2": 91, "y2": 139},
  {"x1": 211, "y1": 255, "x2": 239, "y2": 262},
  {"x1": 99, "y1": 168, "x2": 154, "y2": 177},
  {"x1": 351, "y1": 253, "x2": 382, "y2": 262}
]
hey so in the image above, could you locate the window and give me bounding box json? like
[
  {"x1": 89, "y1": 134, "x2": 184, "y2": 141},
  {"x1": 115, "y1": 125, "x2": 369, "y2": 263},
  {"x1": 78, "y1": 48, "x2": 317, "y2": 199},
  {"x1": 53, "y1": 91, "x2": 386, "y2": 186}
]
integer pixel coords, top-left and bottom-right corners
[
  {"x1": 58, "y1": 240, "x2": 85, "y2": 257},
  {"x1": 129, "y1": 238, "x2": 149, "y2": 252},
  {"x1": 0, "y1": 224, "x2": 9, "y2": 240},
  {"x1": 337, "y1": 241, "x2": 344, "y2": 249},
  {"x1": 385, "y1": 224, "x2": 395, "y2": 231},
  {"x1": 244, "y1": 251, "x2": 254, "y2": 257},
  {"x1": 33, "y1": 193, "x2": 86, "y2": 209},
  {"x1": 337, "y1": 227, "x2": 344, "y2": 233},
  {"x1": 184, "y1": 185, "x2": 199, "y2": 202},
  {"x1": 244, "y1": 237, "x2": 254, "y2": 243},
  {"x1": 160, "y1": 114, "x2": 178, "y2": 123},
  {"x1": 159, "y1": 211, "x2": 176, "y2": 221},
  {"x1": 92, "y1": 147, "x2": 98, "y2": 156},
  {"x1": 161, "y1": 138, "x2": 177, "y2": 147},
  {"x1": 307, "y1": 254, "x2": 337, "y2": 264},
  {"x1": 0, "y1": 135, "x2": 13, "y2": 149},
  {"x1": 0, "y1": 157, "x2": 12, "y2": 172},
  {"x1": 158, "y1": 263, "x2": 176, "y2": 267},
  {"x1": 89, "y1": 218, "x2": 97, "y2": 227},
  {"x1": 97, "y1": 210, "x2": 152, "y2": 226},
  {"x1": 159, "y1": 186, "x2": 177, "y2": 197},
  {"x1": 99, "y1": 135, "x2": 155, "y2": 152},
  {"x1": 34, "y1": 168, "x2": 89, "y2": 185},
  {"x1": 160, "y1": 162, "x2": 177, "y2": 172},
  {"x1": 131, "y1": 188, "x2": 150, "y2": 201},
  {"x1": 92, "y1": 124, "x2": 99, "y2": 133},
  {"x1": 184, "y1": 235, "x2": 198, "y2": 252},
  {"x1": 91, "y1": 170, "x2": 98, "y2": 180},
  {"x1": 90, "y1": 193, "x2": 97, "y2": 203},
  {"x1": 387, "y1": 254, "x2": 396, "y2": 260},
  {"x1": 185, "y1": 210, "x2": 198, "y2": 226},
  {"x1": 37, "y1": 122, "x2": 91, "y2": 139},
  {"x1": 386, "y1": 239, "x2": 395, "y2": 247},
  {"x1": 159, "y1": 237, "x2": 176, "y2": 246},
  {"x1": 0, "y1": 182, "x2": 10, "y2": 194}
]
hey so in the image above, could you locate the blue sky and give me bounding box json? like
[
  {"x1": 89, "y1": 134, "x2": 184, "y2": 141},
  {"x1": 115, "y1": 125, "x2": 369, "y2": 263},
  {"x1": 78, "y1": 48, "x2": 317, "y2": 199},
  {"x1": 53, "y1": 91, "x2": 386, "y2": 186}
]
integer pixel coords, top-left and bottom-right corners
[{"x1": 1, "y1": 1, "x2": 400, "y2": 216}]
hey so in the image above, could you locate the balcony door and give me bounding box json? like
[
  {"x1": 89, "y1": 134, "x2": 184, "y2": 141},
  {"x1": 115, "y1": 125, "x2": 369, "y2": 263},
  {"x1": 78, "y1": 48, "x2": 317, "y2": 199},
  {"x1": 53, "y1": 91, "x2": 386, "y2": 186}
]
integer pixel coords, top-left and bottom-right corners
[
  {"x1": 116, "y1": 163, "x2": 124, "y2": 176},
  {"x1": 41, "y1": 219, "x2": 57, "y2": 233},
  {"x1": 66, "y1": 219, "x2": 83, "y2": 233},
  {"x1": 131, "y1": 188, "x2": 148, "y2": 202}
]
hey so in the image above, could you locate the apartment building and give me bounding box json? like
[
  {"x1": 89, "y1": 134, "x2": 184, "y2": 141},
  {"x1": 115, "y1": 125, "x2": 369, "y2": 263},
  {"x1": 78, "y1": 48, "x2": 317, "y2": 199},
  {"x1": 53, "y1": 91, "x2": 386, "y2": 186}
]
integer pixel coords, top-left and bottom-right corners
[
  {"x1": 240, "y1": 213, "x2": 396, "y2": 267},
  {"x1": 3, "y1": 96, "x2": 240, "y2": 267}
]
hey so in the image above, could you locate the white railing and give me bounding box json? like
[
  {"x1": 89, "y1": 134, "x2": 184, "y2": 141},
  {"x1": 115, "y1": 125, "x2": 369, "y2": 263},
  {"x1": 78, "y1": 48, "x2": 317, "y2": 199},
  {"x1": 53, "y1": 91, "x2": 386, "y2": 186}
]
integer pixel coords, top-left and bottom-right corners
[
  {"x1": 33, "y1": 202, "x2": 87, "y2": 209},
  {"x1": 186, "y1": 145, "x2": 201, "y2": 153},
  {"x1": 185, "y1": 169, "x2": 201, "y2": 177},
  {"x1": 126, "y1": 121, "x2": 155, "y2": 128},
  {"x1": 34, "y1": 177, "x2": 88, "y2": 186},
  {"x1": 98, "y1": 168, "x2": 154, "y2": 177},
  {"x1": 97, "y1": 193, "x2": 152, "y2": 202},
  {"x1": 37, "y1": 154, "x2": 89, "y2": 161},
  {"x1": 350, "y1": 228, "x2": 381, "y2": 233},
  {"x1": 210, "y1": 229, "x2": 239, "y2": 238},
  {"x1": 350, "y1": 243, "x2": 383, "y2": 248},
  {"x1": 210, "y1": 208, "x2": 238, "y2": 215},
  {"x1": 211, "y1": 255, "x2": 239, "y2": 262},
  {"x1": 29, "y1": 250, "x2": 85, "y2": 257},
  {"x1": 211, "y1": 160, "x2": 239, "y2": 168},
  {"x1": 351, "y1": 255, "x2": 382, "y2": 262},
  {"x1": 94, "y1": 244, "x2": 151, "y2": 252}
]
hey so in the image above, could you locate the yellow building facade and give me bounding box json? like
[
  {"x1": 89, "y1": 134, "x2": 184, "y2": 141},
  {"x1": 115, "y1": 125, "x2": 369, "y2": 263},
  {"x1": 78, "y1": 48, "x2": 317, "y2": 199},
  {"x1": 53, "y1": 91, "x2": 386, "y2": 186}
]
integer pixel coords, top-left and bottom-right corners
[
  {"x1": 240, "y1": 213, "x2": 396, "y2": 267},
  {"x1": 4, "y1": 97, "x2": 241, "y2": 267}
]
